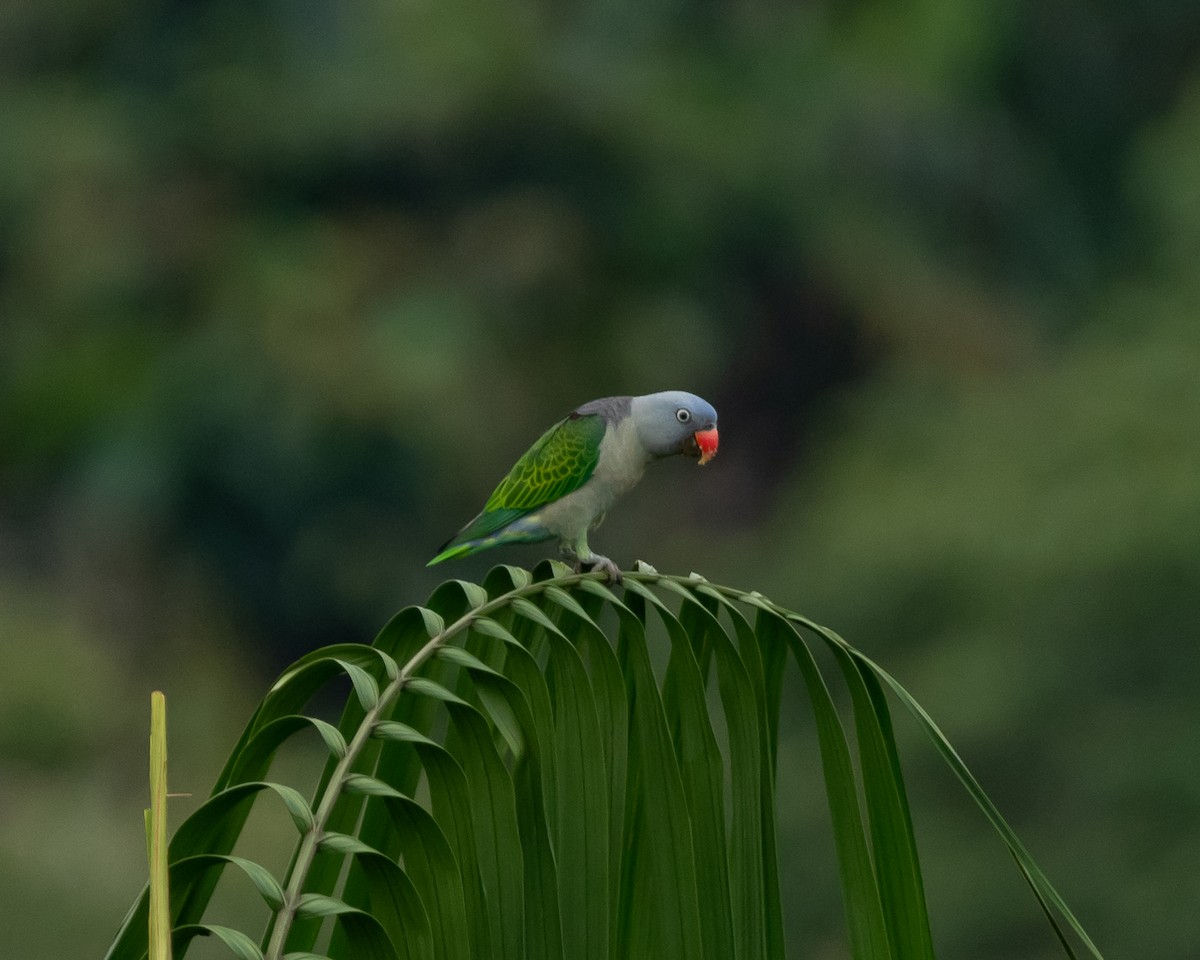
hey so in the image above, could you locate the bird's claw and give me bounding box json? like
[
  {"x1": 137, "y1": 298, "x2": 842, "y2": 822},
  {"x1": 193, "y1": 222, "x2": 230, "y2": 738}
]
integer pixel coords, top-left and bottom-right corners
[{"x1": 573, "y1": 556, "x2": 623, "y2": 584}]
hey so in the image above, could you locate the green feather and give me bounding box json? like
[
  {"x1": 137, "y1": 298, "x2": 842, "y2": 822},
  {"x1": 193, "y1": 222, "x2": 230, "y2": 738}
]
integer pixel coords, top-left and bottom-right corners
[
  {"x1": 486, "y1": 412, "x2": 605, "y2": 509},
  {"x1": 428, "y1": 412, "x2": 606, "y2": 564},
  {"x1": 426, "y1": 542, "x2": 475, "y2": 566},
  {"x1": 431, "y1": 508, "x2": 530, "y2": 557}
]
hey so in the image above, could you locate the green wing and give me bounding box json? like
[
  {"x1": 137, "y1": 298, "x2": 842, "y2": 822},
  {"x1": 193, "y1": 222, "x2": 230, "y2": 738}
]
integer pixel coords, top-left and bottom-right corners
[
  {"x1": 484, "y1": 412, "x2": 605, "y2": 511},
  {"x1": 435, "y1": 412, "x2": 606, "y2": 554}
]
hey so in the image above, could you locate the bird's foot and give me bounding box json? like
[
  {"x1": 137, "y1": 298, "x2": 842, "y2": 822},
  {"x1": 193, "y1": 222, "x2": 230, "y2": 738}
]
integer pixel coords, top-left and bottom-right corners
[{"x1": 573, "y1": 555, "x2": 623, "y2": 584}]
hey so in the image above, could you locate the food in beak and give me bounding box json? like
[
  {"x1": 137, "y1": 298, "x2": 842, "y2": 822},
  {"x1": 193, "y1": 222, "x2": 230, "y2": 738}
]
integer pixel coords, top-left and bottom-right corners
[{"x1": 693, "y1": 427, "x2": 719, "y2": 465}]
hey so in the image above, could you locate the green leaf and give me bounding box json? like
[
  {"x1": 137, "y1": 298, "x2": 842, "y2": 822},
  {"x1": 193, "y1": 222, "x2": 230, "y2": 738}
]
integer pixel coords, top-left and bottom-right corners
[
  {"x1": 611, "y1": 599, "x2": 705, "y2": 960},
  {"x1": 326, "y1": 595, "x2": 475, "y2": 949},
  {"x1": 543, "y1": 584, "x2": 594, "y2": 623},
  {"x1": 135, "y1": 644, "x2": 392, "y2": 956},
  {"x1": 343, "y1": 774, "x2": 405, "y2": 799},
  {"x1": 267, "y1": 645, "x2": 395, "y2": 706},
  {"x1": 451, "y1": 580, "x2": 490, "y2": 611},
  {"x1": 335, "y1": 659, "x2": 381, "y2": 712},
  {"x1": 470, "y1": 616, "x2": 521, "y2": 646},
  {"x1": 273, "y1": 783, "x2": 318, "y2": 835},
  {"x1": 169, "y1": 854, "x2": 285, "y2": 910},
  {"x1": 381, "y1": 795, "x2": 474, "y2": 960},
  {"x1": 472, "y1": 674, "x2": 527, "y2": 761},
  {"x1": 173, "y1": 780, "x2": 314, "y2": 842},
  {"x1": 171, "y1": 924, "x2": 263, "y2": 960},
  {"x1": 259, "y1": 614, "x2": 445, "y2": 958},
  {"x1": 830, "y1": 643, "x2": 934, "y2": 960},
  {"x1": 621, "y1": 577, "x2": 670, "y2": 613},
  {"x1": 356, "y1": 850, "x2": 435, "y2": 960},
  {"x1": 676, "y1": 593, "x2": 769, "y2": 960},
  {"x1": 289, "y1": 899, "x2": 402, "y2": 960},
  {"x1": 652, "y1": 576, "x2": 695, "y2": 606},
  {"x1": 443, "y1": 700, "x2": 525, "y2": 960},
  {"x1": 307, "y1": 716, "x2": 348, "y2": 759},
  {"x1": 652, "y1": 596, "x2": 736, "y2": 959},
  {"x1": 744, "y1": 607, "x2": 788, "y2": 960},
  {"x1": 687, "y1": 590, "x2": 788, "y2": 960},
  {"x1": 497, "y1": 565, "x2": 532, "y2": 589},
  {"x1": 764, "y1": 613, "x2": 891, "y2": 959},
  {"x1": 469, "y1": 662, "x2": 563, "y2": 960},
  {"x1": 323, "y1": 580, "x2": 494, "y2": 960},
  {"x1": 511, "y1": 596, "x2": 562, "y2": 634},
  {"x1": 318, "y1": 832, "x2": 374, "y2": 856},
  {"x1": 542, "y1": 613, "x2": 609, "y2": 960},
  {"x1": 566, "y1": 596, "x2": 629, "y2": 947},
  {"x1": 435, "y1": 643, "x2": 498, "y2": 674},
  {"x1": 574, "y1": 578, "x2": 622, "y2": 605},
  {"x1": 415, "y1": 606, "x2": 445, "y2": 638},
  {"x1": 332, "y1": 911, "x2": 401, "y2": 960},
  {"x1": 405, "y1": 676, "x2": 466, "y2": 704},
  {"x1": 851, "y1": 647, "x2": 1105, "y2": 959},
  {"x1": 544, "y1": 559, "x2": 575, "y2": 578},
  {"x1": 296, "y1": 893, "x2": 356, "y2": 917},
  {"x1": 488, "y1": 636, "x2": 559, "y2": 824},
  {"x1": 372, "y1": 720, "x2": 438, "y2": 747},
  {"x1": 106, "y1": 781, "x2": 314, "y2": 960},
  {"x1": 233, "y1": 714, "x2": 348, "y2": 760}
]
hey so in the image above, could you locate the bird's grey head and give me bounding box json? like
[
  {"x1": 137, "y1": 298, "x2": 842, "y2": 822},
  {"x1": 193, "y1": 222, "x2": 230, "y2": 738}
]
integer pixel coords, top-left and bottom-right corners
[{"x1": 629, "y1": 391, "x2": 719, "y2": 462}]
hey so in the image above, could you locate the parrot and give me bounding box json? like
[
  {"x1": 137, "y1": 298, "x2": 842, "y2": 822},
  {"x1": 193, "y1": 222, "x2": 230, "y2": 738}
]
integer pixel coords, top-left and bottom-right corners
[{"x1": 428, "y1": 391, "x2": 719, "y2": 581}]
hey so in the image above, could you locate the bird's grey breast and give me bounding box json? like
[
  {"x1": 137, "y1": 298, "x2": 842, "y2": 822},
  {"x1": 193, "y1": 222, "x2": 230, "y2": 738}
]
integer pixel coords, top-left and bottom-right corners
[
  {"x1": 535, "y1": 414, "x2": 646, "y2": 540},
  {"x1": 592, "y1": 414, "x2": 649, "y2": 498}
]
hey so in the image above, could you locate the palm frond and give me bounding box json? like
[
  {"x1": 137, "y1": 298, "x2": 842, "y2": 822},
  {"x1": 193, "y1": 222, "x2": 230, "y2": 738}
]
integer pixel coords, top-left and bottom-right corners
[{"x1": 105, "y1": 562, "x2": 1104, "y2": 960}]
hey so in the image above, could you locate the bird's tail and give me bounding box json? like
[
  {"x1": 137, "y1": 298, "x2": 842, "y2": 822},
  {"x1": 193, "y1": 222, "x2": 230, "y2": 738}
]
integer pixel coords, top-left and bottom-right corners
[
  {"x1": 426, "y1": 542, "x2": 477, "y2": 566},
  {"x1": 427, "y1": 514, "x2": 553, "y2": 566}
]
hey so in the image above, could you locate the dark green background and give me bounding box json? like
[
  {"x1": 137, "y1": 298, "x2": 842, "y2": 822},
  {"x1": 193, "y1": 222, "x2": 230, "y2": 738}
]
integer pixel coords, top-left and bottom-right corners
[{"x1": 2, "y1": 0, "x2": 1198, "y2": 956}]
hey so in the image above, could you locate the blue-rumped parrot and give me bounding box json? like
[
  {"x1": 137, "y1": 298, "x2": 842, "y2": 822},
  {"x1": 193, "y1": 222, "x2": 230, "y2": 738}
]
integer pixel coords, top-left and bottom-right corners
[{"x1": 428, "y1": 391, "x2": 719, "y2": 581}]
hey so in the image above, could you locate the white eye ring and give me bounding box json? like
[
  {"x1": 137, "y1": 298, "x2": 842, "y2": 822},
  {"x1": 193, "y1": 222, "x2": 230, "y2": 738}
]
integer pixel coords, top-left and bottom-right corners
[{"x1": 675, "y1": 408, "x2": 691, "y2": 423}]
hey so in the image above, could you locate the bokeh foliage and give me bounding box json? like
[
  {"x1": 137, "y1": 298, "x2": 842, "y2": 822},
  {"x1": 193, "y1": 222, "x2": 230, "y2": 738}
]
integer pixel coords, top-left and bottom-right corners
[{"x1": 2, "y1": 0, "x2": 1199, "y2": 957}]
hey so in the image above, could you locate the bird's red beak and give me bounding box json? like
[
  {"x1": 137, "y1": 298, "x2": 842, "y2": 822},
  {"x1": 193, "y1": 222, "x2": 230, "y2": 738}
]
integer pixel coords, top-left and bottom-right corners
[{"x1": 694, "y1": 427, "x2": 718, "y2": 465}]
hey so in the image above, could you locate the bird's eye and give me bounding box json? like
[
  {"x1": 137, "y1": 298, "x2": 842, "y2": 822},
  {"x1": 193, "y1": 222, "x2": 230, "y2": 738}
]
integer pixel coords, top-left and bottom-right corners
[{"x1": 675, "y1": 408, "x2": 691, "y2": 423}]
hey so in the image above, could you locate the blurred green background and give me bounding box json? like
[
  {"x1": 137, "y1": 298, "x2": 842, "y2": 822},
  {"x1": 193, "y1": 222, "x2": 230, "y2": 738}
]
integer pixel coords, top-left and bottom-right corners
[{"x1": 2, "y1": 0, "x2": 1199, "y2": 956}]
